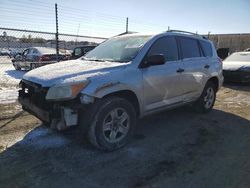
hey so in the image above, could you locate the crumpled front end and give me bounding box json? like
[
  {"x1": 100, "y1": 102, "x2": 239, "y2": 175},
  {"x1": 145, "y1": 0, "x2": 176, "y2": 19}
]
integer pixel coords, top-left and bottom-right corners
[{"x1": 18, "y1": 80, "x2": 85, "y2": 130}]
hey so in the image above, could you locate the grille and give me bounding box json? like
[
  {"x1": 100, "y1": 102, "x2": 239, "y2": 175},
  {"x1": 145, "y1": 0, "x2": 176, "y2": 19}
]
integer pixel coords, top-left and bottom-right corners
[{"x1": 21, "y1": 80, "x2": 51, "y2": 110}]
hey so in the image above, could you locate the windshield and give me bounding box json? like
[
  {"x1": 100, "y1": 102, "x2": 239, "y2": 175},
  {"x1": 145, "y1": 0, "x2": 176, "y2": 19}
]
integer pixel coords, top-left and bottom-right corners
[
  {"x1": 84, "y1": 35, "x2": 152, "y2": 63},
  {"x1": 224, "y1": 53, "x2": 250, "y2": 62}
]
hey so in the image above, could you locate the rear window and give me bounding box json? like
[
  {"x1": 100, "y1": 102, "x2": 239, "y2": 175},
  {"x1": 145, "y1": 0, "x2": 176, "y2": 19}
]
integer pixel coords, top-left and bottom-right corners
[
  {"x1": 179, "y1": 37, "x2": 201, "y2": 59},
  {"x1": 200, "y1": 40, "x2": 213, "y2": 57}
]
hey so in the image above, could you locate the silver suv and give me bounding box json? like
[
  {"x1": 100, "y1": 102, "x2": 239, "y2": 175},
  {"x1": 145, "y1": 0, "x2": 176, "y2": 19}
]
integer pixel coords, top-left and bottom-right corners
[{"x1": 18, "y1": 30, "x2": 223, "y2": 150}]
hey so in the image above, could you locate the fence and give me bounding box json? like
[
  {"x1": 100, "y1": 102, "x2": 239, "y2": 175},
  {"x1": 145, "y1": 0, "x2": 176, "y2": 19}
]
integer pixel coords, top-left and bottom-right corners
[
  {"x1": 209, "y1": 34, "x2": 250, "y2": 53},
  {"x1": 0, "y1": 27, "x2": 106, "y2": 53}
]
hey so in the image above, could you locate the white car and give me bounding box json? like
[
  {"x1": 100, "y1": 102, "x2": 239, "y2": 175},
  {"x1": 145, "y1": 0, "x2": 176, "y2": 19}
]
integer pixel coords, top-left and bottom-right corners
[{"x1": 223, "y1": 51, "x2": 250, "y2": 82}]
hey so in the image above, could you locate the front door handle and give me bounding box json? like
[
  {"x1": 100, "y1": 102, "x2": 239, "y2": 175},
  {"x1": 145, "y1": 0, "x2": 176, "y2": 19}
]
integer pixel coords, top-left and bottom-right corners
[
  {"x1": 176, "y1": 68, "x2": 185, "y2": 73},
  {"x1": 204, "y1": 64, "x2": 210, "y2": 69}
]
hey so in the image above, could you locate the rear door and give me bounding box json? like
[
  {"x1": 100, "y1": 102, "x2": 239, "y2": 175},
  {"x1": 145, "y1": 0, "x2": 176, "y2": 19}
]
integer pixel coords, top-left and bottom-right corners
[
  {"x1": 178, "y1": 37, "x2": 210, "y2": 102},
  {"x1": 142, "y1": 36, "x2": 185, "y2": 111}
]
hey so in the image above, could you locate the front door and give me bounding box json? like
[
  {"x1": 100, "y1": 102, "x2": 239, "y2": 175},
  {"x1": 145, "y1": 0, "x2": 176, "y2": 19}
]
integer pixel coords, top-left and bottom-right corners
[{"x1": 142, "y1": 36, "x2": 185, "y2": 112}]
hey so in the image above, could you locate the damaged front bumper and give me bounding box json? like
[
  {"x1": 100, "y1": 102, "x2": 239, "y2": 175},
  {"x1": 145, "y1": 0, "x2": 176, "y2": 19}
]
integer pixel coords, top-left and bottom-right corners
[{"x1": 18, "y1": 80, "x2": 83, "y2": 130}]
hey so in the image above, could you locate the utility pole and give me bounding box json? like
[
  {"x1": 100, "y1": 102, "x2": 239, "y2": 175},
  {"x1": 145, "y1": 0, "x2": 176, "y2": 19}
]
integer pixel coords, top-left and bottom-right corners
[
  {"x1": 208, "y1": 31, "x2": 211, "y2": 39},
  {"x1": 55, "y1": 3, "x2": 59, "y2": 62},
  {"x1": 126, "y1": 17, "x2": 128, "y2": 33},
  {"x1": 75, "y1": 23, "x2": 80, "y2": 45}
]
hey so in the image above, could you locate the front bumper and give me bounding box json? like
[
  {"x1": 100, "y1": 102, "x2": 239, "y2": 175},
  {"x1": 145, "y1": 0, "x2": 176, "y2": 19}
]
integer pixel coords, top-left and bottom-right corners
[
  {"x1": 223, "y1": 70, "x2": 250, "y2": 83},
  {"x1": 18, "y1": 95, "x2": 50, "y2": 122},
  {"x1": 18, "y1": 80, "x2": 81, "y2": 130}
]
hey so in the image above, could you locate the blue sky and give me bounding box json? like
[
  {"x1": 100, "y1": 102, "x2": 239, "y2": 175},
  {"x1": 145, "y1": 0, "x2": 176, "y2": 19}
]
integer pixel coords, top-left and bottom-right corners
[{"x1": 0, "y1": 0, "x2": 250, "y2": 38}]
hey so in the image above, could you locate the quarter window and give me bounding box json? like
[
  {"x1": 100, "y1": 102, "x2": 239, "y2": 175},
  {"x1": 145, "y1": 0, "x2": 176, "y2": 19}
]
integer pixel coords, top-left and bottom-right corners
[
  {"x1": 147, "y1": 37, "x2": 178, "y2": 61},
  {"x1": 179, "y1": 37, "x2": 201, "y2": 58},
  {"x1": 200, "y1": 40, "x2": 213, "y2": 57}
]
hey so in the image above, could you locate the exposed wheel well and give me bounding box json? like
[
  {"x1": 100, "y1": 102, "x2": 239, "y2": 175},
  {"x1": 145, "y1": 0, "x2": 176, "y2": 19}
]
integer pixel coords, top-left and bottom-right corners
[
  {"x1": 103, "y1": 90, "x2": 140, "y2": 117},
  {"x1": 208, "y1": 77, "x2": 219, "y2": 92}
]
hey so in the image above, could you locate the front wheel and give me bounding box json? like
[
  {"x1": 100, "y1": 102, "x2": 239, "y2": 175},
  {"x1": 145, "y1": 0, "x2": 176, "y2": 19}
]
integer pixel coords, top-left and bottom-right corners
[
  {"x1": 13, "y1": 63, "x2": 21, "y2": 70},
  {"x1": 87, "y1": 97, "x2": 136, "y2": 151},
  {"x1": 193, "y1": 82, "x2": 216, "y2": 113},
  {"x1": 30, "y1": 63, "x2": 36, "y2": 70}
]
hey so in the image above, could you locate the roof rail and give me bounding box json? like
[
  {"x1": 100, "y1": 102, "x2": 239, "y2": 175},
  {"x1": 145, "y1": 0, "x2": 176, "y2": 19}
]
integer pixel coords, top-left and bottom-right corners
[{"x1": 166, "y1": 30, "x2": 207, "y2": 39}]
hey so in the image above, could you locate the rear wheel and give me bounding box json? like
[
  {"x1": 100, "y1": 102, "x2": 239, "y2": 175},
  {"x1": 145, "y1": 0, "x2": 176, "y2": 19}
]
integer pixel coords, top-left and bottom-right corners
[
  {"x1": 87, "y1": 97, "x2": 136, "y2": 151},
  {"x1": 30, "y1": 63, "x2": 36, "y2": 70},
  {"x1": 193, "y1": 81, "x2": 216, "y2": 113}
]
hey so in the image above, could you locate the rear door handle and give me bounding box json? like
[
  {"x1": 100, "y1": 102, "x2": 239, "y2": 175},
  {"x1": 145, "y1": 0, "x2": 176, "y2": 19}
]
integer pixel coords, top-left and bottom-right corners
[
  {"x1": 204, "y1": 64, "x2": 210, "y2": 69},
  {"x1": 176, "y1": 68, "x2": 185, "y2": 73}
]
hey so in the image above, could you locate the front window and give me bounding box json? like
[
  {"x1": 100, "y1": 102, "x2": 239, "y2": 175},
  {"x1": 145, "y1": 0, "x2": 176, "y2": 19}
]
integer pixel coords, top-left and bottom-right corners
[
  {"x1": 147, "y1": 36, "x2": 179, "y2": 61},
  {"x1": 84, "y1": 35, "x2": 152, "y2": 63}
]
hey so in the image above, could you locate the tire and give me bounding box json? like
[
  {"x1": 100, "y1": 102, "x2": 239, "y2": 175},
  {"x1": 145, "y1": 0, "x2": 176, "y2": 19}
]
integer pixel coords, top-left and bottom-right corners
[
  {"x1": 193, "y1": 81, "x2": 216, "y2": 113},
  {"x1": 86, "y1": 97, "x2": 136, "y2": 151},
  {"x1": 41, "y1": 121, "x2": 50, "y2": 127},
  {"x1": 30, "y1": 63, "x2": 35, "y2": 70},
  {"x1": 13, "y1": 64, "x2": 21, "y2": 71}
]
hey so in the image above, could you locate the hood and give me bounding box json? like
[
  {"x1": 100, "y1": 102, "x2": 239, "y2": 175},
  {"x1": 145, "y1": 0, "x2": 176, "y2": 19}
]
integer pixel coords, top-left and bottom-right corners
[
  {"x1": 223, "y1": 61, "x2": 250, "y2": 71},
  {"x1": 23, "y1": 59, "x2": 127, "y2": 87}
]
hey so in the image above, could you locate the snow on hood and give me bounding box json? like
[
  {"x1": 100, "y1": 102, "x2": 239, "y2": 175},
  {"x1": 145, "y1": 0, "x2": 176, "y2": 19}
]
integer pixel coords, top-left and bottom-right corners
[
  {"x1": 23, "y1": 59, "x2": 127, "y2": 87},
  {"x1": 223, "y1": 61, "x2": 250, "y2": 71}
]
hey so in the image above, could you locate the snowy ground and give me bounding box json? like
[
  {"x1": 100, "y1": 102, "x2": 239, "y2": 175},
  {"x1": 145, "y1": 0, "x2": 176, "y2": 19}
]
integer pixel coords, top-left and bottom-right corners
[{"x1": 0, "y1": 58, "x2": 25, "y2": 104}]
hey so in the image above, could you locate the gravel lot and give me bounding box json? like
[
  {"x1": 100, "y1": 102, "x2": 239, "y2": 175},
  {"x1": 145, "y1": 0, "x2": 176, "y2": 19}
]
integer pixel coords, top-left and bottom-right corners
[{"x1": 0, "y1": 64, "x2": 250, "y2": 188}]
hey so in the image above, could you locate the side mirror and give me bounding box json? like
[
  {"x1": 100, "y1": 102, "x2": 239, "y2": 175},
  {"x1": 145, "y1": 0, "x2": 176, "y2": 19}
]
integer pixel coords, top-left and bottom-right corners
[{"x1": 144, "y1": 54, "x2": 165, "y2": 67}]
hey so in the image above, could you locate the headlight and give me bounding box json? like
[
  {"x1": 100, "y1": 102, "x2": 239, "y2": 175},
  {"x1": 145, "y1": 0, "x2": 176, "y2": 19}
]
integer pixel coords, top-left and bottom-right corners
[{"x1": 46, "y1": 81, "x2": 90, "y2": 100}]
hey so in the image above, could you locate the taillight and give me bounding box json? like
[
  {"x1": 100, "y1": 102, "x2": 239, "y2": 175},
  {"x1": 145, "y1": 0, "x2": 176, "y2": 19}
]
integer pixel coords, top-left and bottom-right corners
[{"x1": 39, "y1": 55, "x2": 50, "y2": 62}]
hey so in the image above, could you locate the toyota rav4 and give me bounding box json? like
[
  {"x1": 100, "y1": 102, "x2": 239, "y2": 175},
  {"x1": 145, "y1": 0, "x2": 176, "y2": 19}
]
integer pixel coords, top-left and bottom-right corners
[{"x1": 18, "y1": 30, "x2": 223, "y2": 150}]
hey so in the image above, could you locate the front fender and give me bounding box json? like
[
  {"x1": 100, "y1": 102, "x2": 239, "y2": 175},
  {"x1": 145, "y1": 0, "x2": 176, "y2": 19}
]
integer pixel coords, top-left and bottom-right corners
[{"x1": 82, "y1": 81, "x2": 138, "y2": 98}]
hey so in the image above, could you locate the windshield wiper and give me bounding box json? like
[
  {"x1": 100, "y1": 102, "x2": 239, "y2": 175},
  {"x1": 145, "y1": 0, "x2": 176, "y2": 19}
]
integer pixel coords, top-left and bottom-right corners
[
  {"x1": 81, "y1": 57, "x2": 105, "y2": 62},
  {"x1": 82, "y1": 57, "x2": 128, "y2": 63}
]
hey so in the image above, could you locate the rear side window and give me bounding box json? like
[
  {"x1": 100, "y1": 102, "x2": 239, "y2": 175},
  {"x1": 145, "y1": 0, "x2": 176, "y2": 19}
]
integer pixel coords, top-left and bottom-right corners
[
  {"x1": 200, "y1": 40, "x2": 213, "y2": 57},
  {"x1": 179, "y1": 37, "x2": 201, "y2": 58},
  {"x1": 32, "y1": 49, "x2": 39, "y2": 54},
  {"x1": 147, "y1": 37, "x2": 178, "y2": 61}
]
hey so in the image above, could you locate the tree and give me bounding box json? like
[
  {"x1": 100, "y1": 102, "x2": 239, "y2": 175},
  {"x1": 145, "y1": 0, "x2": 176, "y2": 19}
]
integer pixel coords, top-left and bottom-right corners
[
  {"x1": 3, "y1": 31, "x2": 7, "y2": 37},
  {"x1": 20, "y1": 35, "x2": 28, "y2": 43}
]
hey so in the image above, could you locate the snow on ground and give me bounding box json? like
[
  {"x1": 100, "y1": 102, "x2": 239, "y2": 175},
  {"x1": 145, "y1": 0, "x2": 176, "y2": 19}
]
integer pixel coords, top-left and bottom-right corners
[
  {"x1": 0, "y1": 62, "x2": 26, "y2": 104},
  {"x1": 20, "y1": 127, "x2": 70, "y2": 149},
  {"x1": 224, "y1": 93, "x2": 250, "y2": 106},
  {"x1": 0, "y1": 56, "x2": 11, "y2": 64},
  {"x1": 0, "y1": 87, "x2": 19, "y2": 104}
]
